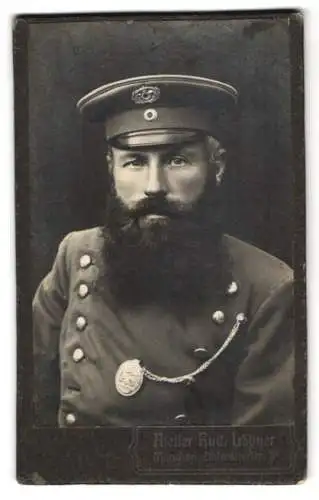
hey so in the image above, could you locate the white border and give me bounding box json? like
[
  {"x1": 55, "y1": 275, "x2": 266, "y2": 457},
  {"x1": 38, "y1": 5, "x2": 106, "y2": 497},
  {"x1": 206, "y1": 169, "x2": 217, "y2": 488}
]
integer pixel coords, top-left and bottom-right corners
[{"x1": 1, "y1": 1, "x2": 318, "y2": 497}]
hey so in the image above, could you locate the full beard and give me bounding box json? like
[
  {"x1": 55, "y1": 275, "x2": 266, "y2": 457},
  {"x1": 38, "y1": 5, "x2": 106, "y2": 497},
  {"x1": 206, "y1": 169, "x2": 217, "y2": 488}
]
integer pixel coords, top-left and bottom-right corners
[{"x1": 100, "y1": 180, "x2": 231, "y2": 311}]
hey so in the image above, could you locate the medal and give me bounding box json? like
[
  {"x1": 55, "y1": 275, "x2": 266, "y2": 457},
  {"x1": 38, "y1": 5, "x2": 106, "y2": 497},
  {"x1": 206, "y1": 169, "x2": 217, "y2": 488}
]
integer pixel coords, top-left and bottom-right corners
[{"x1": 115, "y1": 359, "x2": 144, "y2": 397}]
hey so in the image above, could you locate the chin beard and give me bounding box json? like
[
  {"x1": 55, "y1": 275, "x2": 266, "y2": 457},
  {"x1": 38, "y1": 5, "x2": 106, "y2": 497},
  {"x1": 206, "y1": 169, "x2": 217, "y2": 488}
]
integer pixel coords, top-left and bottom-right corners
[{"x1": 99, "y1": 181, "x2": 231, "y2": 309}]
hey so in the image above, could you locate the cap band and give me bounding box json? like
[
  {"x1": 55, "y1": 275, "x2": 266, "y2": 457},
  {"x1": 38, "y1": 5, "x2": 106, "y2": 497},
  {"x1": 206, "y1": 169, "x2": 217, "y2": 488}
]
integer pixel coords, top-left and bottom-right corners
[{"x1": 105, "y1": 106, "x2": 220, "y2": 141}]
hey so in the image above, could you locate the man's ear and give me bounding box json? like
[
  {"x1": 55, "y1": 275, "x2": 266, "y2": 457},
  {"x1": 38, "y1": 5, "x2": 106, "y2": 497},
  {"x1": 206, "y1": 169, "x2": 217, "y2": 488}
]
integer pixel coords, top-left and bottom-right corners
[
  {"x1": 206, "y1": 136, "x2": 226, "y2": 187},
  {"x1": 215, "y1": 147, "x2": 226, "y2": 187},
  {"x1": 106, "y1": 148, "x2": 113, "y2": 173}
]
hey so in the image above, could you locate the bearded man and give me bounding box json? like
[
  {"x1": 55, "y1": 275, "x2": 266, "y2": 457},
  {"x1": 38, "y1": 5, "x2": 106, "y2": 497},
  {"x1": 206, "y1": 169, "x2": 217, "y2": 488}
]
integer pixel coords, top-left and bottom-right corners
[{"x1": 32, "y1": 75, "x2": 294, "y2": 427}]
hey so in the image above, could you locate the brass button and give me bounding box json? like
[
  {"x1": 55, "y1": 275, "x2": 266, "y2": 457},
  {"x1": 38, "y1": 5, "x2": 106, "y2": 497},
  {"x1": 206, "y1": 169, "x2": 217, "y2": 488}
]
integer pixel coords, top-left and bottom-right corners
[
  {"x1": 76, "y1": 315, "x2": 87, "y2": 331},
  {"x1": 226, "y1": 281, "x2": 238, "y2": 296},
  {"x1": 80, "y1": 254, "x2": 92, "y2": 269},
  {"x1": 174, "y1": 413, "x2": 188, "y2": 424},
  {"x1": 193, "y1": 347, "x2": 209, "y2": 360},
  {"x1": 78, "y1": 283, "x2": 89, "y2": 298},
  {"x1": 212, "y1": 310, "x2": 225, "y2": 325},
  {"x1": 65, "y1": 413, "x2": 76, "y2": 425},
  {"x1": 72, "y1": 347, "x2": 84, "y2": 363}
]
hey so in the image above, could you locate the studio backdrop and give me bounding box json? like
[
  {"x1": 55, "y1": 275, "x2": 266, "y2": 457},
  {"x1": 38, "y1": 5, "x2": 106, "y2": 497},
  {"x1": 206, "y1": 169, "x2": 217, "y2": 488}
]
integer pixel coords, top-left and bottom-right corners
[{"x1": 27, "y1": 16, "x2": 294, "y2": 292}]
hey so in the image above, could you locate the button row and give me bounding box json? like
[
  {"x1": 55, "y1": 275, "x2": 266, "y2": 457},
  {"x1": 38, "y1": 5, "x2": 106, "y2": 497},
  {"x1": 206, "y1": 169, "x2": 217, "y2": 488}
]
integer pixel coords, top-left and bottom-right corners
[
  {"x1": 71, "y1": 343, "x2": 209, "y2": 368},
  {"x1": 78, "y1": 255, "x2": 92, "y2": 300},
  {"x1": 64, "y1": 412, "x2": 189, "y2": 426}
]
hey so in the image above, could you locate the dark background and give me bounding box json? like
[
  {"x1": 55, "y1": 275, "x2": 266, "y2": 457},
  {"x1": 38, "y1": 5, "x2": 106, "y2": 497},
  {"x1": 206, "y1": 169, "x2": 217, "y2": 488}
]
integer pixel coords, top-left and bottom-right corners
[{"x1": 28, "y1": 15, "x2": 294, "y2": 292}]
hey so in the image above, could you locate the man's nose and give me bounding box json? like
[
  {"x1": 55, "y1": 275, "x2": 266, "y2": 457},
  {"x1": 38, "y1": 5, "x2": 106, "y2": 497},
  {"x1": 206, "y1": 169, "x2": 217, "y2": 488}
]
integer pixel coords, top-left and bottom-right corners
[{"x1": 144, "y1": 160, "x2": 167, "y2": 197}]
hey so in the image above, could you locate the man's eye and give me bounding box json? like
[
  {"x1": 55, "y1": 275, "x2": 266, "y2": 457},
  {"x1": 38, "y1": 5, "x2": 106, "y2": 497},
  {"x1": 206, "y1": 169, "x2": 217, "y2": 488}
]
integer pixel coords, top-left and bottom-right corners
[
  {"x1": 168, "y1": 156, "x2": 189, "y2": 168},
  {"x1": 123, "y1": 158, "x2": 145, "y2": 168}
]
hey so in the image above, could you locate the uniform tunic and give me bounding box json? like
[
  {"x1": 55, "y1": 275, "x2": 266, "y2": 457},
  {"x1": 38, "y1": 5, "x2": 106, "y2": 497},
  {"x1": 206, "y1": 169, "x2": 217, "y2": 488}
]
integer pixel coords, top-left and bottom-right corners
[{"x1": 33, "y1": 227, "x2": 294, "y2": 427}]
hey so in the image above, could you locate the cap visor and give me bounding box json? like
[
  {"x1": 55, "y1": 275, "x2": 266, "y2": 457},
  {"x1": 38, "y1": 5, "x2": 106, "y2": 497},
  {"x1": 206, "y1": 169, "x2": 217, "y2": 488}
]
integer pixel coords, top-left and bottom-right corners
[{"x1": 113, "y1": 129, "x2": 202, "y2": 148}]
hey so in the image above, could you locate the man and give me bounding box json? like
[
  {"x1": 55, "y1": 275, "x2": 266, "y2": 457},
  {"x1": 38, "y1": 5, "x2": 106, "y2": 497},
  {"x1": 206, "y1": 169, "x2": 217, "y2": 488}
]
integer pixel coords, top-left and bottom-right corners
[{"x1": 33, "y1": 74, "x2": 294, "y2": 427}]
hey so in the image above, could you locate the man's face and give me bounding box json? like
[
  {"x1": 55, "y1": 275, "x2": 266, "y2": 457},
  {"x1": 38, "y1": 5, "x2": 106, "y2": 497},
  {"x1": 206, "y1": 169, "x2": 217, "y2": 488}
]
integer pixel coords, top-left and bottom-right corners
[
  {"x1": 110, "y1": 140, "x2": 209, "y2": 226},
  {"x1": 102, "y1": 137, "x2": 227, "y2": 306}
]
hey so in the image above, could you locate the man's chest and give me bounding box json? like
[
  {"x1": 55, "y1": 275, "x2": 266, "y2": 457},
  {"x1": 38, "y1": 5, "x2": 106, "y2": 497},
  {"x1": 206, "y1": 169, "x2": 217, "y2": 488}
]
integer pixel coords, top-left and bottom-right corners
[{"x1": 58, "y1": 285, "x2": 248, "y2": 427}]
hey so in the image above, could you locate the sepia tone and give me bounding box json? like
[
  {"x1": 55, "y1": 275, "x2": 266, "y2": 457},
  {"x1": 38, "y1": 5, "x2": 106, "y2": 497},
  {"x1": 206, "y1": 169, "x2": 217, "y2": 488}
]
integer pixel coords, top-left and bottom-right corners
[{"x1": 15, "y1": 11, "x2": 305, "y2": 484}]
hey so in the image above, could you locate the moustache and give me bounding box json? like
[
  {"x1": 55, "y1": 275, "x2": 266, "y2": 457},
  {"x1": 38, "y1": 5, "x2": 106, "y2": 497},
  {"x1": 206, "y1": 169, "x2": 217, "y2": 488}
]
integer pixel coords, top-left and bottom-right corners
[{"x1": 127, "y1": 197, "x2": 188, "y2": 220}]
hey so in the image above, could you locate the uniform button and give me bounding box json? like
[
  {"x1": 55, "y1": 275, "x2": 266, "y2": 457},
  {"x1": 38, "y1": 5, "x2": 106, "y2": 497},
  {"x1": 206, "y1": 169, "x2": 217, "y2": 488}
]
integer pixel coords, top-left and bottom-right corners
[
  {"x1": 78, "y1": 283, "x2": 89, "y2": 298},
  {"x1": 193, "y1": 347, "x2": 209, "y2": 360},
  {"x1": 174, "y1": 413, "x2": 188, "y2": 424},
  {"x1": 212, "y1": 310, "x2": 225, "y2": 325},
  {"x1": 72, "y1": 347, "x2": 85, "y2": 363},
  {"x1": 76, "y1": 315, "x2": 87, "y2": 331},
  {"x1": 80, "y1": 254, "x2": 92, "y2": 269},
  {"x1": 65, "y1": 413, "x2": 76, "y2": 425},
  {"x1": 226, "y1": 281, "x2": 238, "y2": 296}
]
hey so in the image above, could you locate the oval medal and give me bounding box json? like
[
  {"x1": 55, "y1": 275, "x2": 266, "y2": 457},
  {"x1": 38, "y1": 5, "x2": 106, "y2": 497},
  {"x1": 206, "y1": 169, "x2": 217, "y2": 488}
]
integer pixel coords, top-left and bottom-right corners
[{"x1": 115, "y1": 359, "x2": 144, "y2": 397}]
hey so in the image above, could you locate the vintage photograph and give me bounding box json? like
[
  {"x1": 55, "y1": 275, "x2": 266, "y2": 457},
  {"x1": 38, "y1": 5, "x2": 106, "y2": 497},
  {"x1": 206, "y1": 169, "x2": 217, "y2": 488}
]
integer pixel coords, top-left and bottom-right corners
[{"x1": 15, "y1": 11, "x2": 305, "y2": 483}]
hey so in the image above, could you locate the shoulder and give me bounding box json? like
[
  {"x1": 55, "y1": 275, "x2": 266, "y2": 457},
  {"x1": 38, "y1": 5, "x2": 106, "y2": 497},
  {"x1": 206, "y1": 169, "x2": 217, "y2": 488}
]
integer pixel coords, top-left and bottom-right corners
[
  {"x1": 58, "y1": 227, "x2": 104, "y2": 269},
  {"x1": 223, "y1": 234, "x2": 293, "y2": 302},
  {"x1": 62, "y1": 227, "x2": 104, "y2": 251}
]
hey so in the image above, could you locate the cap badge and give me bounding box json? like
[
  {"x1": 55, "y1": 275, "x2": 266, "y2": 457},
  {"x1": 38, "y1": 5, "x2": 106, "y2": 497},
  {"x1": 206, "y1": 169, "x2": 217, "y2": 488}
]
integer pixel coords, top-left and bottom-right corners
[{"x1": 132, "y1": 85, "x2": 160, "y2": 104}]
